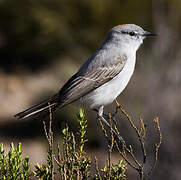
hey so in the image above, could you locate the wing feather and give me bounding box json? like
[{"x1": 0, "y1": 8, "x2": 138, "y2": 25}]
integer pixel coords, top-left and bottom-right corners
[{"x1": 58, "y1": 56, "x2": 127, "y2": 107}]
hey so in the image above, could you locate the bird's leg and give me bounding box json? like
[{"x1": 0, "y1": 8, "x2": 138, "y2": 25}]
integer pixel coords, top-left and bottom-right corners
[
  {"x1": 93, "y1": 108, "x2": 109, "y2": 119},
  {"x1": 94, "y1": 106, "x2": 119, "y2": 127},
  {"x1": 97, "y1": 106, "x2": 126, "y2": 147},
  {"x1": 97, "y1": 106, "x2": 111, "y2": 127}
]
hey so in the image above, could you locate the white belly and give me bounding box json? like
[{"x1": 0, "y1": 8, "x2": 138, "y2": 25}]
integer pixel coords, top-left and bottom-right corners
[{"x1": 81, "y1": 55, "x2": 136, "y2": 109}]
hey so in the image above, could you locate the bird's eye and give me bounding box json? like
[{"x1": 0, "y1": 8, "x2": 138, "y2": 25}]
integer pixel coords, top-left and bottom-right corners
[{"x1": 129, "y1": 31, "x2": 135, "y2": 36}]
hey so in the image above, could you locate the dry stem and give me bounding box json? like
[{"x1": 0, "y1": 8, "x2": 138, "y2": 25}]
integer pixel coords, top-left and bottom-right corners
[
  {"x1": 43, "y1": 103, "x2": 54, "y2": 180},
  {"x1": 98, "y1": 99, "x2": 162, "y2": 180}
]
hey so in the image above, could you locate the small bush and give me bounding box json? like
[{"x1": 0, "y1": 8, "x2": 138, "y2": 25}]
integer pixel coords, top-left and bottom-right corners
[
  {"x1": 33, "y1": 108, "x2": 127, "y2": 179},
  {"x1": 0, "y1": 105, "x2": 162, "y2": 179},
  {"x1": 0, "y1": 143, "x2": 29, "y2": 179}
]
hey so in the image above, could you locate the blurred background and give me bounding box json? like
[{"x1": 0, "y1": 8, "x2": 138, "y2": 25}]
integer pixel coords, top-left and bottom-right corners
[{"x1": 0, "y1": 0, "x2": 181, "y2": 179}]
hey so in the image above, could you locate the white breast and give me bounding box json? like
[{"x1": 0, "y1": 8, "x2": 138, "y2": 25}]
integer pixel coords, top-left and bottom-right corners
[{"x1": 81, "y1": 54, "x2": 136, "y2": 109}]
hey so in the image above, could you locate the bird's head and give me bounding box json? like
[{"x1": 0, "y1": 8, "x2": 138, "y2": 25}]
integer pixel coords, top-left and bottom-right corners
[{"x1": 107, "y1": 24, "x2": 156, "y2": 51}]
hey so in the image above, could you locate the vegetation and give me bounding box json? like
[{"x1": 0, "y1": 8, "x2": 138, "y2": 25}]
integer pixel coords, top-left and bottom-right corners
[
  {"x1": 0, "y1": 0, "x2": 179, "y2": 179},
  {"x1": 0, "y1": 102, "x2": 162, "y2": 179},
  {"x1": 0, "y1": 143, "x2": 29, "y2": 180}
]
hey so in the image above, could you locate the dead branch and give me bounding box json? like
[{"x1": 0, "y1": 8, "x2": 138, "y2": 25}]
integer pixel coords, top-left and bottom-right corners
[
  {"x1": 43, "y1": 103, "x2": 54, "y2": 180},
  {"x1": 98, "y1": 99, "x2": 162, "y2": 180}
]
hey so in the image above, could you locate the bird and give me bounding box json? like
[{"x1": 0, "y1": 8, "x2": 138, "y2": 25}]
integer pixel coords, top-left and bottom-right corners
[{"x1": 15, "y1": 24, "x2": 156, "y2": 126}]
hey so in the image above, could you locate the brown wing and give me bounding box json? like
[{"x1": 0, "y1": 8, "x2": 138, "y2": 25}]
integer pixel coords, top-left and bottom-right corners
[{"x1": 58, "y1": 56, "x2": 127, "y2": 107}]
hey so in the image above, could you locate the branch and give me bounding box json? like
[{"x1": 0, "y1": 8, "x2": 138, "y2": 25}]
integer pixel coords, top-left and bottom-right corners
[{"x1": 98, "y1": 99, "x2": 162, "y2": 180}]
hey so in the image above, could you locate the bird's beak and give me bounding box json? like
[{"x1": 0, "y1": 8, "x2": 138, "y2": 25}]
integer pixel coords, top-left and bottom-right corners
[{"x1": 143, "y1": 31, "x2": 157, "y2": 37}]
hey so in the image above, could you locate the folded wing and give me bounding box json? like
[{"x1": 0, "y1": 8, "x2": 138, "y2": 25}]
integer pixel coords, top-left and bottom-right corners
[{"x1": 15, "y1": 56, "x2": 127, "y2": 120}]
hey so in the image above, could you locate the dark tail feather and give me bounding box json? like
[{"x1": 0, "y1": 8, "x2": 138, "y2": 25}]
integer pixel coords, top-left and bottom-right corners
[{"x1": 14, "y1": 94, "x2": 61, "y2": 120}]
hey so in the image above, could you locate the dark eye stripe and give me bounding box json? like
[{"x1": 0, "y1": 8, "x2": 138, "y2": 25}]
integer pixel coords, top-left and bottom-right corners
[
  {"x1": 121, "y1": 31, "x2": 137, "y2": 36},
  {"x1": 121, "y1": 31, "x2": 129, "y2": 35}
]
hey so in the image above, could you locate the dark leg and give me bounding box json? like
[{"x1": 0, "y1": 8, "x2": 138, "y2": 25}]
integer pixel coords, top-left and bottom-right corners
[{"x1": 95, "y1": 106, "x2": 126, "y2": 148}]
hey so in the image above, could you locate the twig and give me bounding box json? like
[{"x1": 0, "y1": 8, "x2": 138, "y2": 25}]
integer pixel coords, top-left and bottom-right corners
[
  {"x1": 146, "y1": 117, "x2": 162, "y2": 177},
  {"x1": 98, "y1": 118, "x2": 109, "y2": 143},
  {"x1": 97, "y1": 99, "x2": 162, "y2": 180},
  {"x1": 114, "y1": 99, "x2": 147, "y2": 164},
  {"x1": 107, "y1": 113, "x2": 114, "y2": 180},
  {"x1": 115, "y1": 141, "x2": 138, "y2": 171},
  {"x1": 42, "y1": 103, "x2": 54, "y2": 180},
  {"x1": 95, "y1": 156, "x2": 102, "y2": 180},
  {"x1": 99, "y1": 114, "x2": 140, "y2": 172},
  {"x1": 48, "y1": 103, "x2": 54, "y2": 180}
]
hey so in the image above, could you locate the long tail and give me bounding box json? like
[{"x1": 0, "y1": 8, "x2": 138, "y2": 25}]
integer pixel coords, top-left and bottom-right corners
[{"x1": 14, "y1": 93, "x2": 61, "y2": 120}]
